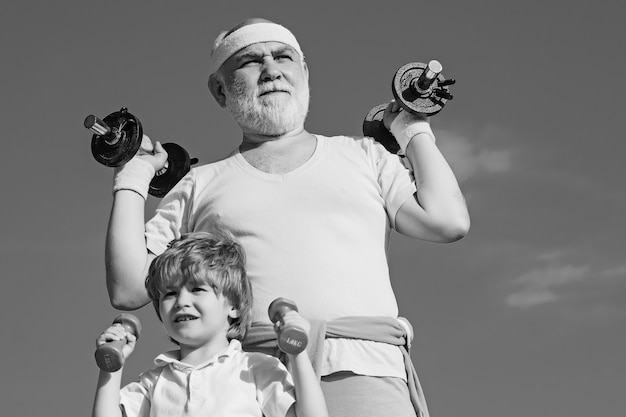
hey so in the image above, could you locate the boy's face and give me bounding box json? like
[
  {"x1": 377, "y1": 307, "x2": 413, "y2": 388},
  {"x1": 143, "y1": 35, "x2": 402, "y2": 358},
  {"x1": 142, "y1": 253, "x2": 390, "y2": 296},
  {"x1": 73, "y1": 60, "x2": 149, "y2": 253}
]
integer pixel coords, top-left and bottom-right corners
[{"x1": 159, "y1": 279, "x2": 239, "y2": 347}]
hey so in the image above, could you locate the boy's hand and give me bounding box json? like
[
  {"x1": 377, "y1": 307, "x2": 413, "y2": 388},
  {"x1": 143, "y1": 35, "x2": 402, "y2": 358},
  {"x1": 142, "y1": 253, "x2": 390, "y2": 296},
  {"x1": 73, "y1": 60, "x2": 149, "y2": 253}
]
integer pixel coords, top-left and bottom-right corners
[
  {"x1": 274, "y1": 310, "x2": 310, "y2": 337},
  {"x1": 274, "y1": 310, "x2": 310, "y2": 356},
  {"x1": 96, "y1": 323, "x2": 137, "y2": 360}
]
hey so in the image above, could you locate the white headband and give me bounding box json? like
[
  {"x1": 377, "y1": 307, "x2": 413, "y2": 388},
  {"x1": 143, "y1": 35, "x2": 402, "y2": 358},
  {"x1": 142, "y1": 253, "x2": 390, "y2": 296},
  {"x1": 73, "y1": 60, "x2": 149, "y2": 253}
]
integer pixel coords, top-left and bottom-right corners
[{"x1": 210, "y1": 22, "x2": 304, "y2": 73}]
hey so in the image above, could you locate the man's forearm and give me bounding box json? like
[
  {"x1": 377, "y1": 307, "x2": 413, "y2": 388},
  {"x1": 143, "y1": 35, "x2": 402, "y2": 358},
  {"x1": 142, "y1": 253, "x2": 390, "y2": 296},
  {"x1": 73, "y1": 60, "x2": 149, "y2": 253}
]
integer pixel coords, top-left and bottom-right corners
[
  {"x1": 105, "y1": 190, "x2": 152, "y2": 309},
  {"x1": 397, "y1": 133, "x2": 470, "y2": 241}
]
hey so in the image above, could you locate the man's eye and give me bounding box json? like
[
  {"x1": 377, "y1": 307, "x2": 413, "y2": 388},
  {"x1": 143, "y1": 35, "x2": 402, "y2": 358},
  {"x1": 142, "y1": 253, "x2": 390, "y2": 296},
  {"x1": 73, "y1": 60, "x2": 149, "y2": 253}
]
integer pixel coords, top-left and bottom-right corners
[
  {"x1": 276, "y1": 54, "x2": 293, "y2": 61},
  {"x1": 241, "y1": 59, "x2": 259, "y2": 67}
]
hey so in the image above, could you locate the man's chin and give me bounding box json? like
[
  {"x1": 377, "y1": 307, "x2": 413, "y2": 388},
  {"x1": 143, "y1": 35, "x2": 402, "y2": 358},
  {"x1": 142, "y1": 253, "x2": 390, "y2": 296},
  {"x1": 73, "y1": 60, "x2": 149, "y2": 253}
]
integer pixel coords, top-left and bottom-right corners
[
  {"x1": 251, "y1": 122, "x2": 299, "y2": 137},
  {"x1": 228, "y1": 101, "x2": 308, "y2": 136},
  {"x1": 235, "y1": 113, "x2": 305, "y2": 136}
]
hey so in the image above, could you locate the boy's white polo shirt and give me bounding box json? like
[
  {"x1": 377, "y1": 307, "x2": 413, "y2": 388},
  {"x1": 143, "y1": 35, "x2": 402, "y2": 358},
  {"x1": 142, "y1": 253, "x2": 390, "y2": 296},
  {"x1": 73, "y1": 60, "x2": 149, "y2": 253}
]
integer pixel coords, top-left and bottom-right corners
[{"x1": 120, "y1": 340, "x2": 296, "y2": 417}]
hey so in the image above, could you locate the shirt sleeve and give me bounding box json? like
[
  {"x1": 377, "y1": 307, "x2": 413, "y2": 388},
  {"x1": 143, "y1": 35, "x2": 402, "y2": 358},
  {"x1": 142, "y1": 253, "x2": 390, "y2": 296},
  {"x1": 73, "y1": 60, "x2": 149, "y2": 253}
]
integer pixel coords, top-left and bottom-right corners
[
  {"x1": 144, "y1": 169, "x2": 196, "y2": 256},
  {"x1": 119, "y1": 369, "x2": 158, "y2": 417},
  {"x1": 366, "y1": 139, "x2": 417, "y2": 230},
  {"x1": 250, "y1": 354, "x2": 296, "y2": 417}
]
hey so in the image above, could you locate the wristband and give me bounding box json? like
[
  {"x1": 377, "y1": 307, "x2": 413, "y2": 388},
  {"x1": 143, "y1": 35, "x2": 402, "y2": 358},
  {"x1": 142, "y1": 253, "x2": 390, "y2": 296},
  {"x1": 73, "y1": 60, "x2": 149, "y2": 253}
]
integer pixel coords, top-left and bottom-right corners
[
  {"x1": 389, "y1": 110, "x2": 435, "y2": 155},
  {"x1": 112, "y1": 158, "x2": 156, "y2": 200}
]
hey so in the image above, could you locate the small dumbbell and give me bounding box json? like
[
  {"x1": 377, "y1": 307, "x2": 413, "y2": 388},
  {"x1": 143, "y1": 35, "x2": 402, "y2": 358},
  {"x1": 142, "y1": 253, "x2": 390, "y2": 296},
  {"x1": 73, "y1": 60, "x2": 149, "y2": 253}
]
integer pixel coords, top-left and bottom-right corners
[
  {"x1": 95, "y1": 313, "x2": 142, "y2": 372},
  {"x1": 84, "y1": 107, "x2": 198, "y2": 197},
  {"x1": 268, "y1": 298, "x2": 308, "y2": 355},
  {"x1": 363, "y1": 60, "x2": 456, "y2": 153}
]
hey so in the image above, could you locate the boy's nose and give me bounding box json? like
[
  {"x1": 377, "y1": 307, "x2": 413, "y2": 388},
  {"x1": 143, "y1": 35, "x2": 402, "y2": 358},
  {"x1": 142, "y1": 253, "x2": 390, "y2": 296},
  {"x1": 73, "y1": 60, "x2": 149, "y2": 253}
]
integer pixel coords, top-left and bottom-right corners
[{"x1": 174, "y1": 290, "x2": 191, "y2": 308}]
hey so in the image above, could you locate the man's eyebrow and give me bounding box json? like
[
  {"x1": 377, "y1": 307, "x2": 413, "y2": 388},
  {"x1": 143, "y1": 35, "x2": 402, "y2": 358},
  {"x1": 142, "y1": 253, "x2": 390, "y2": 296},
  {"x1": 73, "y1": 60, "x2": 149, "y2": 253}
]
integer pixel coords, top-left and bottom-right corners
[
  {"x1": 234, "y1": 50, "x2": 263, "y2": 62},
  {"x1": 272, "y1": 45, "x2": 297, "y2": 55},
  {"x1": 235, "y1": 45, "x2": 297, "y2": 61}
]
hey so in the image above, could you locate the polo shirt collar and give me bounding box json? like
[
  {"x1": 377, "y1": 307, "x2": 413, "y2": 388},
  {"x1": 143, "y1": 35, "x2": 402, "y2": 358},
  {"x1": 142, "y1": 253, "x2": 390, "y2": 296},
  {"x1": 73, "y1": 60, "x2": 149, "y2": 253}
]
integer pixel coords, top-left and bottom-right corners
[{"x1": 154, "y1": 339, "x2": 243, "y2": 371}]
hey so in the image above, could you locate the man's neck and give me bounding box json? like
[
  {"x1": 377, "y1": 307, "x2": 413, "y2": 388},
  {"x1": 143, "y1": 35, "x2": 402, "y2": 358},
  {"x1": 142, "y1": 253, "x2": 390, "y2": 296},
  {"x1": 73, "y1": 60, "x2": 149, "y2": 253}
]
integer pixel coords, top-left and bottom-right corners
[
  {"x1": 240, "y1": 124, "x2": 309, "y2": 149},
  {"x1": 239, "y1": 128, "x2": 317, "y2": 174}
]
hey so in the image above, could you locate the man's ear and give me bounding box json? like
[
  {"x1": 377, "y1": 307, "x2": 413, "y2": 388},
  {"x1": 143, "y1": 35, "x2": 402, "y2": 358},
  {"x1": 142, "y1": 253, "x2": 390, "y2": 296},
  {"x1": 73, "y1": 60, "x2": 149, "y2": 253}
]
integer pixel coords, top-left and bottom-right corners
[
  {"x1": 208, "y1": 73, "x2": 228, "y2": 108},
  {"x1": 302, "y1": 60, "x2": 309, "y2": 82}
]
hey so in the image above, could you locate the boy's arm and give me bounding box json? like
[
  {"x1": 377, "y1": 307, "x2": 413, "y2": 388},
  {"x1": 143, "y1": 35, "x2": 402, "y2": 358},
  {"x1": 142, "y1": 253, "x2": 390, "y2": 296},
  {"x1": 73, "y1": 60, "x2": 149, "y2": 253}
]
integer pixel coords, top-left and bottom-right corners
[
  {"x1": 277, "y1": 311, "x2": 328, "y2": 417},
  {"x1": 93, "y1": 370, "x2": 124, "y2": 417},
  {"x1": 93, "y1": 325, "x2": 137, "y2": 417},
  {"x1": 386, "y1": 104, "x2": 470, "y2": 242},
  {"x1": 286, "y1": 352, "x2": 329, "y2": 417},
  {"x1": 105, "y1": 138, "x2": 166, "y2": 310}
]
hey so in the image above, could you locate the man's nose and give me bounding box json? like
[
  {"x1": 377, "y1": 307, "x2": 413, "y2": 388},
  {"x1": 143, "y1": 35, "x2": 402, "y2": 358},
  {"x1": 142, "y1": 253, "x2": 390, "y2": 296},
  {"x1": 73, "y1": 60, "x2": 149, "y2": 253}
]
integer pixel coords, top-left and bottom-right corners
[{"x1": 261, "y1": 58, "x2": 282, "y2": 81}]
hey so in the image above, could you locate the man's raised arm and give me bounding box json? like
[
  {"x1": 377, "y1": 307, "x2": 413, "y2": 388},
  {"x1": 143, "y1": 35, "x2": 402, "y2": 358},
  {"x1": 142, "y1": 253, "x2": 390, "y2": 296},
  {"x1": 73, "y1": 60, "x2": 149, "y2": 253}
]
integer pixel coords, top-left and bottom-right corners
[
  {"x1": 105, "y1": 139, "x2": 167, "y2": 309},
  {"x1": 386, "y1": 104, "x2": 470, "y2": 242}
]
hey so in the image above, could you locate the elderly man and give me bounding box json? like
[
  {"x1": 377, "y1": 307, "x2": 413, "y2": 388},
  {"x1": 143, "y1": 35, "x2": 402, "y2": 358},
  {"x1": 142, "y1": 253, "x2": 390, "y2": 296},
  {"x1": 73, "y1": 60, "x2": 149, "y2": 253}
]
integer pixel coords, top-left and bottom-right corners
[{"x1": 105, "y1": 18, "x2": 469, "y2": 417}]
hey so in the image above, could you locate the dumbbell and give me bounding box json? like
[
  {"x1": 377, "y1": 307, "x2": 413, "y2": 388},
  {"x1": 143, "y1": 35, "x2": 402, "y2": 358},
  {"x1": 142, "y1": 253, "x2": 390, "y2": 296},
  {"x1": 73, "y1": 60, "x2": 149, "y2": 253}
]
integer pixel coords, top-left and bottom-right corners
[
  {"x1": 268, "y1": 298, "x2": 308, "y2": 355},
  {"x1": 84, "y1": 107, "x2": 198, "y2": 197},
  {"x1": 363, "y1": 60, "x2": 456, "y2": 153},
  {"x1": 95, "y1": 313, "x2": 142, "y2": 372}
]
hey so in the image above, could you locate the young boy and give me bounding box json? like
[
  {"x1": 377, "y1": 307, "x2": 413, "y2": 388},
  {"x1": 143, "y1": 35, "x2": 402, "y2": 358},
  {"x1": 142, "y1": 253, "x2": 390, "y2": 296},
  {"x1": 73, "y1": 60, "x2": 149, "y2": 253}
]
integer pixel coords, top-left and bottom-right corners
[{"x1": 92, "y1": 231, "x2": 328, "y2": 417}]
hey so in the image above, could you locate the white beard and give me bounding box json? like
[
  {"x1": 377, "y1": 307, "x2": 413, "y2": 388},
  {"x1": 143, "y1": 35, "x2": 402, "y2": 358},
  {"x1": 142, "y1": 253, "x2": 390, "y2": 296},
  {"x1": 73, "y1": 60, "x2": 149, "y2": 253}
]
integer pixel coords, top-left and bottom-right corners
[{"x1": 224, "y1": 77, "x2": 310, "y2": 136}]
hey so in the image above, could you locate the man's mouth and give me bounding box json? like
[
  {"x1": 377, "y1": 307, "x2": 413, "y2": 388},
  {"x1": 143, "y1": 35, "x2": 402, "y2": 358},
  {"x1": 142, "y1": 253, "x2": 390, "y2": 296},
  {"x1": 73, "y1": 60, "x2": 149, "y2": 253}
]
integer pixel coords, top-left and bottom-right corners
[
  {"x1": 259, "y1": 83, "x2": 292, "y2": 96},
  {"x1": 259, "y1": 89, "x2": 289, "y2": 96}
]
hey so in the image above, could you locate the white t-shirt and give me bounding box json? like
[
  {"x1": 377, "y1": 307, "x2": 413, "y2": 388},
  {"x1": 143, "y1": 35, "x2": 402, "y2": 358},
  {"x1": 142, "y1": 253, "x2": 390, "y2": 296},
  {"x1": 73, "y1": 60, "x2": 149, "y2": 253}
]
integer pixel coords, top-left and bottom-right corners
[{"x1": 145, "y1": 135, "x2": 417, "y2": 379}]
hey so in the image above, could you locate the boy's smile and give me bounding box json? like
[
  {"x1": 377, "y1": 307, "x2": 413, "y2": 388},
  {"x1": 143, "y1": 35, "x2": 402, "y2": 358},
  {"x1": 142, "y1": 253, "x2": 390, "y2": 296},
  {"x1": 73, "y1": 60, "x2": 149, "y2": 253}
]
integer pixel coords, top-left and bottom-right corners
[{"x1": 173, "y1": 314, "x2": 199, "y2": 323}]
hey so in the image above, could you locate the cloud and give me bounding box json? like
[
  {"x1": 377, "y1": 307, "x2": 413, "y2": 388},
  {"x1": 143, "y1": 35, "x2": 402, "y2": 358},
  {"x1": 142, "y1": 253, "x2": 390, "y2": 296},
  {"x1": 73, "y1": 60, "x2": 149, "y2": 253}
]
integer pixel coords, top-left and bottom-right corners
[
  {"x1": 505, "y1": 264, "x2": 589, "y2": 308},
  {"x1": 436, "y1": 128, "x2": 514, "y2": 182},
  {"x1": 501, "y1": 246, "x2": 626, "y2": 313},
  {"x1": 601, "y1": 265, "x2": 626, "y2": 279}
]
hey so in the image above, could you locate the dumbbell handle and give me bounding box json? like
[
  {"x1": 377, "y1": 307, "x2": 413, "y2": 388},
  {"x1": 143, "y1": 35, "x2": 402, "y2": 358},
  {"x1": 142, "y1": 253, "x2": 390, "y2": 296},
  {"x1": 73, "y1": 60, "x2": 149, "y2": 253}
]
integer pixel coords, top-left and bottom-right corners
[
  {"x1": 268, "y1": 297, "x2": 308, "y2": 355},
  {"x1": 84, "y1": 115, "x2": 121, "y2": 145},
  {"x1": 411, "y1": 60, "x2": 443, "y2": 95},
  {"x1": 95, "y1": 313, "x2": 142, "y2": 372},
  {"x1": 85, "y1": 114, "x2": 174, "y2": 173}
]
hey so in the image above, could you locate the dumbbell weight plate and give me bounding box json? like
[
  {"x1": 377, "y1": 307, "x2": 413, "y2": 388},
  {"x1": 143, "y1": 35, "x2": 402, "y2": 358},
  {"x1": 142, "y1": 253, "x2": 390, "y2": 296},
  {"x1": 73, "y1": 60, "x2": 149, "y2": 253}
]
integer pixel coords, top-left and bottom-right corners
[
  {"x1": 392, "y1": 62, "x2": 449, "y2": 116},
  {"x1": 362, "y1": 103, "x2": 401, "y2": 154},
  {"x1": 91, "y1": 109, "x2": 143, "y2": 167},
  {"x1": 148, "y1": 142, "x2": 192, "y2": 198}
]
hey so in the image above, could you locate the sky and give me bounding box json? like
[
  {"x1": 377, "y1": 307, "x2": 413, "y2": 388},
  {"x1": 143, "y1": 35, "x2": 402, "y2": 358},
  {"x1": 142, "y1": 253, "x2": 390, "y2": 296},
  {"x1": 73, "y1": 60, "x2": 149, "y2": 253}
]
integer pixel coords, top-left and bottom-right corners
[{"x1": 1, "y1": 1, "x2": 625, "y2": 416}]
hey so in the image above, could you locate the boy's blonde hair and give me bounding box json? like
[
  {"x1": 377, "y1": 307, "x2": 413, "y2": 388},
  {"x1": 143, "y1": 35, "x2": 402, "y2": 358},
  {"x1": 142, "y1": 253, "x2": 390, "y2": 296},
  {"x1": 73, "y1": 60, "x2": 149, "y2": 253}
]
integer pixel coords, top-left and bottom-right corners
[{"x1": 145, "y1": 230, "x2": 252, "y2": 342}]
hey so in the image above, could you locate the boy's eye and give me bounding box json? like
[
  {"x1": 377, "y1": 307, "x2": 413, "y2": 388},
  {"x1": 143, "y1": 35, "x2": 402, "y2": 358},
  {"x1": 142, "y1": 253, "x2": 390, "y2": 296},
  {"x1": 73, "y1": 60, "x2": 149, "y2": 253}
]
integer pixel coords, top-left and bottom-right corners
[
  {"x1": 192, "y1": 286, "x2": 209, "y2": 293},
  {"x1": 163, "y1": 290, "x2": 177, "y2": 298}
]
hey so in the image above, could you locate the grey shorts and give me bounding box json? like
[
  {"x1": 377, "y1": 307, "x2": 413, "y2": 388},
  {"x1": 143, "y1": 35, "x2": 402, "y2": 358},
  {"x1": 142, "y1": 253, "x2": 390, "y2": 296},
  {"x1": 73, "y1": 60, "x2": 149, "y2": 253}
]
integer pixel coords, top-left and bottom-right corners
[{"x1": 321, "y1": 371, "x2": 418, "y2": 417}]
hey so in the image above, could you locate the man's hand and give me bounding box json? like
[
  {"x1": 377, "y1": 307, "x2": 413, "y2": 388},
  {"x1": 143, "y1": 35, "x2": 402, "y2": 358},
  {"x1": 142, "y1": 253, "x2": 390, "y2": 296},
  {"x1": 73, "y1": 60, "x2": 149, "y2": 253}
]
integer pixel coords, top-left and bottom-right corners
[
  {"x1": 383, "y1": 99, "x2": 429, "y2": 131},
  {"x1": 111, "y1": 134, "x2": 170, "y2": 200},
  {"x1": 135, "y1": 134, "x2": 169, "y2": 174}
]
